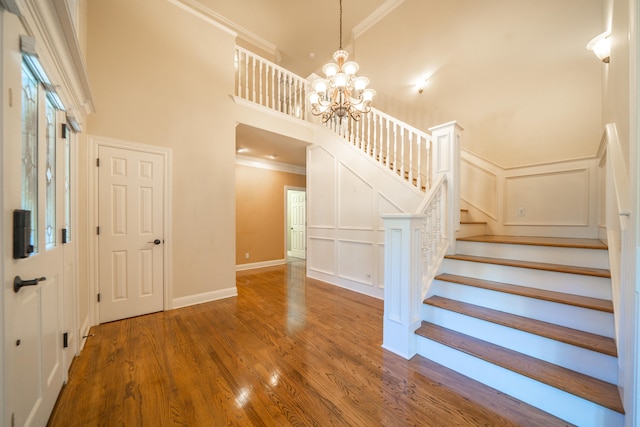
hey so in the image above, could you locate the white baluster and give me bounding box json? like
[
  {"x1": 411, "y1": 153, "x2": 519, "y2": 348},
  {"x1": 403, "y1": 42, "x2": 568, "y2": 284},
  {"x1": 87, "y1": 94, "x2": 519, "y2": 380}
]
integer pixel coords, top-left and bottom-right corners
[
  {"x1": 408, "y1": 132, "x2": 414, "y2": 187},
  {"x1": 417, "y1": 137, "x2": 422, "y2": 191},
  {"x1": 386, "y1": 118, "x2": 391, "y2": 168}
]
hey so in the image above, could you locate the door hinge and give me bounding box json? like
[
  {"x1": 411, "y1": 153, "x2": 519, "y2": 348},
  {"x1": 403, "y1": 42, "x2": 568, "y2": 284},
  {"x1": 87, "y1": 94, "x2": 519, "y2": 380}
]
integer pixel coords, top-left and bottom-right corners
[
  {"x1": 63, "y1": 332, "x2": 69, "y2": 348},
  {"x1": 97, "y1": 293, "x2": 101, "y2": 303},
  {"x1": 61, "y1": 123, "x2": 68, "y2": 139},
  {"x1": 61, "y1": 228, "x2": 68, "y2": 244},
  {"x1": 11, "y1": 413, "x2": 15, "y2": 427},
  {"x1": 96, "y1": 226, "x2": 100, "y2": 235},
  {"x1": 96, "y1": 158, "x2": 100, "y2": 167}
]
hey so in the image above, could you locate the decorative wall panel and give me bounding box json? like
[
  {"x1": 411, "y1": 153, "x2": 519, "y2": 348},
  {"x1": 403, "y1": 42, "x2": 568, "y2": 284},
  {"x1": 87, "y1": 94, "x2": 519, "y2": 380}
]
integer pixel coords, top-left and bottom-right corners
[
  {"x1": 505, "y1": 169, "x2": 589, "y2": 225},
  {"x1": 337, "y1": 240, "x2": 374, "y2": 286},
  {"x1": 338, "y1": 164, "x2": 374, "y2": 230}
]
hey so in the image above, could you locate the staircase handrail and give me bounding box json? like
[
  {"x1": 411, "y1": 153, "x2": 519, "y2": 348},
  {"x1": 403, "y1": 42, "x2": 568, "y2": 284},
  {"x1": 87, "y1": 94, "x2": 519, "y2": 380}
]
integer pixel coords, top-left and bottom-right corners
[
  {"x1": 603, "y1": 123, "x2": 631, "y2": 227},
  {"x1": 598, "y1": 122, "x2": 630, "y2": 350}
]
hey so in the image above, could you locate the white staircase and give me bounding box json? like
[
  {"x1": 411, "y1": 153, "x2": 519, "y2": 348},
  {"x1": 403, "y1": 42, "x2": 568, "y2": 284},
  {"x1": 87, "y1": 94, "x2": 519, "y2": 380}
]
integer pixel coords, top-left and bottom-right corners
[{"x1": 416, "y1": 233, "x2": 624, "y2": 426}]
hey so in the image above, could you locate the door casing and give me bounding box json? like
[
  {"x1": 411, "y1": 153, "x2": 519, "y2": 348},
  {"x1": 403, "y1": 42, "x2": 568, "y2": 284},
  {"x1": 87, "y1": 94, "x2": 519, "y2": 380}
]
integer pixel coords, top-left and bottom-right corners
[{"x1": 87, "y1": 136, "x2": 173, "y2": 325}]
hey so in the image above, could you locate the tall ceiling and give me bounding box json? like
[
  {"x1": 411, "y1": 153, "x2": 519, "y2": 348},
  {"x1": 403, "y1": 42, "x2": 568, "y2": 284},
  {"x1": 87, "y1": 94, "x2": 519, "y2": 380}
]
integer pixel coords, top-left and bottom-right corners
[{"x1": 194, "y1": 0, "x2": 605, "y2": 168}]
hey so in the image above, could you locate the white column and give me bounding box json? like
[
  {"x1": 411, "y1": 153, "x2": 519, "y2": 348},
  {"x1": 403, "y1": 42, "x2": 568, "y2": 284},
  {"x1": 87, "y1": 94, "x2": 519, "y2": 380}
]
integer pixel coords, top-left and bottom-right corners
[
  {"x1": 429, "y1": 121, "x2": 463, "y2": 254},
  {"x1": 381, "y1": 213, "x2": 426, "y2": 359}
]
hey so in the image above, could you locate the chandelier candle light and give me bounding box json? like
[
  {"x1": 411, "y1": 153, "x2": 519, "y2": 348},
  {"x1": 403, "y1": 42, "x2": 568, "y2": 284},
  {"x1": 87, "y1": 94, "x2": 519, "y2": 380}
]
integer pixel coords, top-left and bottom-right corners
[{"x1": 308, "y1": 0, "x2": 376, "y2": 123}]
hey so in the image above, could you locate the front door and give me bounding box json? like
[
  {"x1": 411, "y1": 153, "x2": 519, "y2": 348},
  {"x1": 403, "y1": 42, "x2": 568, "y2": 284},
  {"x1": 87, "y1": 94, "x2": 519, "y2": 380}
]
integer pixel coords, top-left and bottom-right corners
[
  {"x1": 97, "y1": 145, "x2": 165, "y2": 323},
  {"x1": 3, "y1": 17, "x2": 69, "y2": 425}
]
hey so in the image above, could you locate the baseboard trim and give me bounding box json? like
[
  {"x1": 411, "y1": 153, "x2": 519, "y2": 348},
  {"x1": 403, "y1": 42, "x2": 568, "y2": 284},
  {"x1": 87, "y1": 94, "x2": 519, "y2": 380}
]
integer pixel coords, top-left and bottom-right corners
[
  {"x1": 78, "y1": 315, "x2": 92, "y2": 353},
  {"x1": 236, "y1": 259, "x2": 286, "y2": 271},
  {"x1": 172, "y1": 287, "x2": 238, "y2": 309}
]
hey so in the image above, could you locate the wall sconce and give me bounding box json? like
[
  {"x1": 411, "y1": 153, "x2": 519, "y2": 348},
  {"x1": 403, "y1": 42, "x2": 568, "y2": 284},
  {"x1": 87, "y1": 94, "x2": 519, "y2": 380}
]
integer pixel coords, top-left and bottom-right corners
[{"x1": 587, "y1": 31, "x2": 611, "y2": 63}]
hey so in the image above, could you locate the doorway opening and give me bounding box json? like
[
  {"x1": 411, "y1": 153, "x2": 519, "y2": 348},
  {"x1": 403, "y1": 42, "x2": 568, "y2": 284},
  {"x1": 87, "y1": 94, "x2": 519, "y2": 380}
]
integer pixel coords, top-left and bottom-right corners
[{"x1": 286, "y1": 187, "x2": 306, "y2": 261}]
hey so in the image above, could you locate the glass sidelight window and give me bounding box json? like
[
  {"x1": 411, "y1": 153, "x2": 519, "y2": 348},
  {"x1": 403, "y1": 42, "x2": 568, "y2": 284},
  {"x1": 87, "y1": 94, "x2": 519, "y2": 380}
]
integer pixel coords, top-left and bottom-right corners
[
  {"x1": 45, "y1": 98, "x2": 56, "y2": 249},
  {"x1": 21, "y1": 62, "x2": 39, "y2": 253},
  {"x1": 21, "y1": 54, "x2": 65, "y2": 254}
]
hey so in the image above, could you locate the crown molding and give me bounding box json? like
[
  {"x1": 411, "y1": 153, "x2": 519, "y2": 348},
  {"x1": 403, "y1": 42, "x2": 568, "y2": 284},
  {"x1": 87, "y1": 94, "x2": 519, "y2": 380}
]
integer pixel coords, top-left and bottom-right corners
[
  {"x1": 352, "y1": 0, "x2": 405, "y2": 39},
  {"x1": 168, "y1": 0, "x2": 279, "y2": 61}
]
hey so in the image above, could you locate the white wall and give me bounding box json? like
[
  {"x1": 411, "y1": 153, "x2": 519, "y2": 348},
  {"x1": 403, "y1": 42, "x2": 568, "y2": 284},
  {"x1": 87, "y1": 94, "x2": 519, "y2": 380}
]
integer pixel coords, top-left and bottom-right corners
[{"x1": 306, "y1": 126, "x2": 425, "y2": 298}]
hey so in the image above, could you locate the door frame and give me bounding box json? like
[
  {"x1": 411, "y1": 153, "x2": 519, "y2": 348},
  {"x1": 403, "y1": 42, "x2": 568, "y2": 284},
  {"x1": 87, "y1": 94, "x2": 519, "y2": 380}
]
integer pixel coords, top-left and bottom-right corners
[
  {"x1": 285, "y1": 186, "x2": 306, "y2": 260},
  {"x1": 87, "y1": 136, "x2": 173, "y2": 325}
]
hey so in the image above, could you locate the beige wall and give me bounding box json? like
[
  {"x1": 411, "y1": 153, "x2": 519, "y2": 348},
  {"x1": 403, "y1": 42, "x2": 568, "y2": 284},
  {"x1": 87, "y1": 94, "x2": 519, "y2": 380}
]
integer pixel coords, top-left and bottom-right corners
[
  {"x1": 235, "y1": 164, "x2": 305, "y2": 265},
  {"x1": 82, "y1": 0, "x2": 237, "y2": 301}
]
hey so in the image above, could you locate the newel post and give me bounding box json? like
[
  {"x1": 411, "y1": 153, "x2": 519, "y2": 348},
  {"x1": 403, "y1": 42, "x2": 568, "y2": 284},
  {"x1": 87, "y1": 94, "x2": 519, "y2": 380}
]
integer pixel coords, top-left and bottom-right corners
[
  {"x1": 429, "y1": 121, "x2": 463, "y2": 254},
  {"x1": 381, "y1": 213, "x2": 427, "y2": 359}
]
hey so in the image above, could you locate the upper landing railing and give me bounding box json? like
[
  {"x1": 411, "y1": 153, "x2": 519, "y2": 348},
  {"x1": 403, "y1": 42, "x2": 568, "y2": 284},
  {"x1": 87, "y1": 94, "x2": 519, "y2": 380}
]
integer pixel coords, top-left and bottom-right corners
[{"x1": 235, "y1": 46, "x2": 433, "y2": 192}]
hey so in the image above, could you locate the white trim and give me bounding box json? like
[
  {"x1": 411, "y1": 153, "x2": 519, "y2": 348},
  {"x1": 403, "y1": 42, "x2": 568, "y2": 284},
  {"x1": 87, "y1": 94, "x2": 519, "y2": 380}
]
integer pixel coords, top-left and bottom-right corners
[
  {"x1": 0, "y1": 8, "x2": 5, "y2": 422},
  {"x1": 172, "y1": 287, "x2": 238, "y2": 309},
  {"x1": 236, "y1": 155, "x2": 306, "y2": 175},
  {"x1": 236, "y1": 259, "x2": 286, "y2": 271},
  {"x1": 167, "y1": 0, "x2": 281, "y2": 62},
  {"x1": 352, "y1": 0, "x2": 405, "y2": 39},
  {"x1": 78, "y1": 314, "x2": 91, "y2": 353},
  {"x1": 87, "y1": 135, "x2": 174, "y2": 323}
]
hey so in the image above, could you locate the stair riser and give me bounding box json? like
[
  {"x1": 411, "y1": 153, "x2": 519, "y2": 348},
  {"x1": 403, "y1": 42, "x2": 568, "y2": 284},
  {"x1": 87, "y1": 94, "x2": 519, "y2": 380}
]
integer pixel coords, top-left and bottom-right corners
[
  {"x1": 416, "y1": 337, "x2": 624, "y2": 427},
  {"x1": 429, "y1": 280, "x2": 615, "y2": 337},
  {"x1": 442, "y1": 259, "x2": 612, "y2": 299},
  {"x1": 456, "y1": 241, "x2": 610, "y2": 269},
  {"x1": 456, "y1": 223, "x2": 486, "y2": 238},
  {"x1": 421, "y1": 306, "x2": 618, "y2": 383}
]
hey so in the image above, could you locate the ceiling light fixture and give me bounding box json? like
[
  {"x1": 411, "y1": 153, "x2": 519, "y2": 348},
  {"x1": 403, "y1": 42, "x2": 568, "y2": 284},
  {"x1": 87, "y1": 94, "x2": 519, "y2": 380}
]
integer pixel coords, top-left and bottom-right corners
[
  {"x1": 587, "y1": 31, "x2": 611, "y2": 63},
  {"x1": 308, "y1": 0, "x2": 375, "y2": 123}
]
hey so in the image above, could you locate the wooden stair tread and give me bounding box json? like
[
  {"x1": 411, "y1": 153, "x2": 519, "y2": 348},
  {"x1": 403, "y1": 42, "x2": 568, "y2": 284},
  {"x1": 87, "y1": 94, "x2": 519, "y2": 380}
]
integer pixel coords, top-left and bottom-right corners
[
  {"x1": 445, "y1": 254, "x2": 611, "y2": 278},
  {"x1": 460, "y1": 221, "x2": 487, "y2": 225},
  {"x1": 457, "y1": 235, "x2": 608, "y2": 250},
  {"x1": 424, "y1": 296, "x2": 617, "y2": 357},
  {"x1": 416, "y1": 322, "x2": 625, "y2": 414},
  {"x1": 436, "y1": 273, "x2": 613, "y2": 313}
]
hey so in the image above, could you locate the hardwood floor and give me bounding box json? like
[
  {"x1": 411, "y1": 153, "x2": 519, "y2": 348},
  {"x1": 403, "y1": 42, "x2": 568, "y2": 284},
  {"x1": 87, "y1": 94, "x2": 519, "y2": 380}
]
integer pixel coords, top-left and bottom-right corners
[{"x1": 48, "y1": 261, "x2": 572, "y2": 426}]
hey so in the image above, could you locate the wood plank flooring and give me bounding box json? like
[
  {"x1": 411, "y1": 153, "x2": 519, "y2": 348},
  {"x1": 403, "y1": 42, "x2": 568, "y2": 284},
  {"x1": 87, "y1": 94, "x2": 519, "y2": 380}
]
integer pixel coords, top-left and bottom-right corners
[{"x1": 48, "y1": 261, "x2": 572, "y2": 426}]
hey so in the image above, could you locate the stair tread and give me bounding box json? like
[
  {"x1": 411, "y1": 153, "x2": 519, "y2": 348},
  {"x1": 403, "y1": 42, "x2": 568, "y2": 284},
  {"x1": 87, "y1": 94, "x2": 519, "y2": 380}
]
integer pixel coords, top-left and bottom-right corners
[
  {"x1": 416, "y1": 322, "x2": 625, "y2": 414},
  {"x1": 424, "y1": 296, "x2": 617, "y2": 357},
  {"x1": 445, "y1": 254, "x2": 611, "y2": 278},
  {"x1": 460, "y1": 221, "x2": 487, "y2": 225},
  {"x1": 457, "y1": 235, "x2": 608, "y2": 250},
  {"x1": 436, "y1": 273, "x2": 613, "y2": 313}
]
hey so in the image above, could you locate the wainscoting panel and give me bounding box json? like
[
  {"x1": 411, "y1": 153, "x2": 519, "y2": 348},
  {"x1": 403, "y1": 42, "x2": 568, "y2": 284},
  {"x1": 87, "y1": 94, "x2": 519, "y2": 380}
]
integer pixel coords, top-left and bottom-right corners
[
  {"x1": 337, "y1": 240, "x2": 375, "y2": 286},
  {"x1": 338, "y1": 163, "x2": 374, "y2": 230},
  {"x1": 308, "y1": 146, "x2": 336, "y2": 228},
  {"x1": 461, "y1": 159, "x2": 497, "y2": 219},
  {"x1": 504, "y1": 169, "x2": 589, "y2": 226},
  {"x1": 307, "y1": 237, "x2": 336, "y2": 276}
]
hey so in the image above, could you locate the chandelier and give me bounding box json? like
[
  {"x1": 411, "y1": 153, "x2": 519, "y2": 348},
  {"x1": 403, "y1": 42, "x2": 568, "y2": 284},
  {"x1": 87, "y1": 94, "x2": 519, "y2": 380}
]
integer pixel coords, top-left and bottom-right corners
[{"x1": 308, "y1": 0, "x2": 376, "y2": 123}]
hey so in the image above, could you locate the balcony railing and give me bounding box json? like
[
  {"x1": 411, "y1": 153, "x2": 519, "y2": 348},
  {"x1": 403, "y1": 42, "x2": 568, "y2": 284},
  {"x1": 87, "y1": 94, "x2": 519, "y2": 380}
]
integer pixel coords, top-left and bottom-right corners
[{"x1": 235, "y1": 46, "x2": 433, "y2": 193}]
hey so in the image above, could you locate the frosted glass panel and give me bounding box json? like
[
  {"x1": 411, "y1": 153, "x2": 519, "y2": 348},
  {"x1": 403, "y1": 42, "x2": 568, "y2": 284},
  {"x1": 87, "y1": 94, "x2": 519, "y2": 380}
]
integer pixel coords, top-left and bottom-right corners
[
  {"x1": 22, "y1": 62, "x2": 39, "y2": 253},
  {"x1": 45, "y1": 99, "x2": 56, "y2": 248}
]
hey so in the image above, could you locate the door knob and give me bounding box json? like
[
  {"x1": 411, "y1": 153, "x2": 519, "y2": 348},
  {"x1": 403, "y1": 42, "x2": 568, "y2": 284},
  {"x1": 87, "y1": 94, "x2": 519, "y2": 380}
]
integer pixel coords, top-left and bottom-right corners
[
  {"x1": 148, "y1": 239, "x2": 162, "y2": 245},
  {"x1": 14, "y1": 276, "x2": 46, "y2": 293}
]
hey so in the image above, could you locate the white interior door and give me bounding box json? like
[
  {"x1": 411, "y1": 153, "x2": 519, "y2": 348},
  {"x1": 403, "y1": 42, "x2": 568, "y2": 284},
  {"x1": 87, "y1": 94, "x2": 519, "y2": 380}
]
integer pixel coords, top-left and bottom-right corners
[
  {"x1": 3, "y1": 19, "x2": 68, "y2": 425},
  {"x1": 98, "y1": 145, "x2": 165, "y2": 323},
  {"x1": 289, "y1": 189, "x2": 306, "y2": 259}
]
